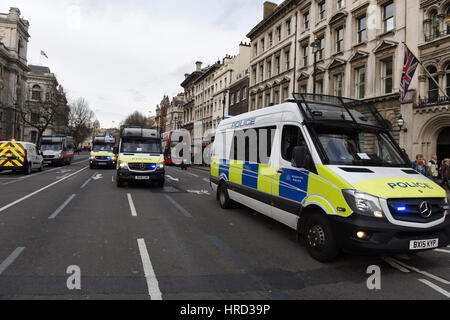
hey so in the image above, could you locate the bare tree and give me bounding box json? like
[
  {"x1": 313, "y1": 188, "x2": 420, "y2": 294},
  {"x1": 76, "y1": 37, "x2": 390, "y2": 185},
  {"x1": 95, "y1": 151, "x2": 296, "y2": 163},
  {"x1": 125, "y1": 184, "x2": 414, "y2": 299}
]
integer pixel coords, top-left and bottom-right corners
[
  {"x1": 20, "y1": 87, "x2": 68, "y2": 149},
  {"x1": 67, "y1": 97, "x2": 96, "y2": 148}
]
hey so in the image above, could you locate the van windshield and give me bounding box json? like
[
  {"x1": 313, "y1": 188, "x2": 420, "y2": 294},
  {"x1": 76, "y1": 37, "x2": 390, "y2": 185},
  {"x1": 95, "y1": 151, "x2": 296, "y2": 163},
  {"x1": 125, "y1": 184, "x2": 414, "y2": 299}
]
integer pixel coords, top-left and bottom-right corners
[
  {"x1": 315, "y1": 128, "x2": 408, "y2": 167},
  {"x1": 41, "y1": 144, "x2": 62, "y2": 151},
  {"x1": 92, "y1": 144, "x2": 114, "y2": 152},
  {"x1": 121, "y1": 139, "x2": 162, "y2": 154}
]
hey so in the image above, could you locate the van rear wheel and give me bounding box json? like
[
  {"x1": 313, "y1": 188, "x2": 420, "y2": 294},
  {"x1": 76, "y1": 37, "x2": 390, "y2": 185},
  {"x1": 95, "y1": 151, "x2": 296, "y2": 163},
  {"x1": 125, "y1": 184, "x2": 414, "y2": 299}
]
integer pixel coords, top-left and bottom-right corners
[
  {"x1": 304, "y1": 213, "x2": 339, "y2": 262},
  {"x1": 218, "y1": 183, "x2": 233, "y2": 209},
  {"x1": 23, "y1": 162, "x2": 32, "y2": 175}
]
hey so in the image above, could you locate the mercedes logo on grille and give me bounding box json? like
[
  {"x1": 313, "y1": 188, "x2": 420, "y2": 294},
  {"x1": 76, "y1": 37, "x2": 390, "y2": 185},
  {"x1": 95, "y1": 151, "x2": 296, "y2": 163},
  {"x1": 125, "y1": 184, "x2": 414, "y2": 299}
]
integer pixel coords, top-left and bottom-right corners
[
  {"x1": 140, "y1": 163, "x2": 146, "y2": 170},
  {"x1": 419, "y1": 201, "x2": 432, "y2": 218}
]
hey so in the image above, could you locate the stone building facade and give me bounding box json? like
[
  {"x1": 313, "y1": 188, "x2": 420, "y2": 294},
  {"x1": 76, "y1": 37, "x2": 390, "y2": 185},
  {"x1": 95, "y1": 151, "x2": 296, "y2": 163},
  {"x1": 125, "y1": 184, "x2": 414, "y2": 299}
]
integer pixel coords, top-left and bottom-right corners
[
  {"x1": 24, "y1": 65, "x2": 69, "y2": 143},
  {"x1": 166, "y1": 93, "x2": 185, "y2": 132},
  {"x1": 409, "y1": 0, "x2": 450, "y2": 162},
  {"x1": 229, "y1": 71, "x2": 250, "y2": 116},
  {"x1": 0, "y1": 7, "x2": 30, "y2": 141}
]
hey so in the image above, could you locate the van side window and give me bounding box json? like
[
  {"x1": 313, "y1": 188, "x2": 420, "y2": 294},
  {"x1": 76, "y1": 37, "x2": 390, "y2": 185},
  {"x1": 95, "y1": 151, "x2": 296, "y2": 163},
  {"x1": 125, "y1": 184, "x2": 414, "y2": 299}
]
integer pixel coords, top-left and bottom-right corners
[
  {"x1": 230, "y1": 126, "x2": 276, "y2": 164},
  {"x1": 281, "y1": 125, "x2": 306, "y2": 162}
]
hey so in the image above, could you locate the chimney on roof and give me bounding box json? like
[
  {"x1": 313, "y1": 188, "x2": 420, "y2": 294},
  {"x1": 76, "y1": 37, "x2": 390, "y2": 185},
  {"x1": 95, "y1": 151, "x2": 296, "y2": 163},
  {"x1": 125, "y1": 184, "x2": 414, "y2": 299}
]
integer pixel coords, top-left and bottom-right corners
[
  {"x1": 195, "y1": 61, "x2": 202, "y2": 71},
  {"x1": 263, "y1": 1, "x2": 277, "y2": 20},
  {"x1": 184, "y1": 73, "x2": 189, "y2": 79}
]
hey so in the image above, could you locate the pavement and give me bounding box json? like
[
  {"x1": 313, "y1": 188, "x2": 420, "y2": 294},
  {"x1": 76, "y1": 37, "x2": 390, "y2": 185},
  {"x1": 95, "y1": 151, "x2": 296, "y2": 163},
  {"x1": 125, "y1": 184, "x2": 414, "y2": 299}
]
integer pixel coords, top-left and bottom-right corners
[{"x1": 0, "y1": 153, "x2": 449, "y2": 300}]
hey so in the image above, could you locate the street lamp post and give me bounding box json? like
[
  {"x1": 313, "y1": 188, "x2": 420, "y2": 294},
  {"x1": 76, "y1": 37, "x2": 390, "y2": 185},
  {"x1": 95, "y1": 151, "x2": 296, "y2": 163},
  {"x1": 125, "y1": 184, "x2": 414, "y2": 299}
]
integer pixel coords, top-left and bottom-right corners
[
  {"x1": 311, "y1": 36, "x2": 321, "y2": 95},
  {"x1": 222, "y1": 90, "x2": 228, "y2": 120}
]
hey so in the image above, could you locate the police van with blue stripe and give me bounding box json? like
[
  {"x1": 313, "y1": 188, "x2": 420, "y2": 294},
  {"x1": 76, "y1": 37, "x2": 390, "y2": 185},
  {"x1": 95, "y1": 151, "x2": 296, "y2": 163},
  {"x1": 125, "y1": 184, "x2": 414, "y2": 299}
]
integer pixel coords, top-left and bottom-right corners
[{"x1": 210, "y1": 94, "x2": 449, "y2": 262}]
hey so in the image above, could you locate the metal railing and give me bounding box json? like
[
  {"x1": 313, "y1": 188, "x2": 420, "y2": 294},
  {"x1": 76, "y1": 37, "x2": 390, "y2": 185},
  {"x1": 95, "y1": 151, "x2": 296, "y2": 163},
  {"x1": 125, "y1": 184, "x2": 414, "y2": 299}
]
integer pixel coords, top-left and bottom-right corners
[
  {"x1": 424, "y1": 29, "x2": 450, "y2": 42},
  {"x1": 418, "y1": 95, "x2": 450, "y2": 106}
]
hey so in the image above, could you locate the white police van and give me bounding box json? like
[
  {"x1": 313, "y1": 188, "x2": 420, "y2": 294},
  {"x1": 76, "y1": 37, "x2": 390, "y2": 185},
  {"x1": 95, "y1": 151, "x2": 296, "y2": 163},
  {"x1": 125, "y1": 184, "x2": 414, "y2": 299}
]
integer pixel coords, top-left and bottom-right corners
[{"x1": 210, "y1": 94, "x2": 449, "y2": 262}]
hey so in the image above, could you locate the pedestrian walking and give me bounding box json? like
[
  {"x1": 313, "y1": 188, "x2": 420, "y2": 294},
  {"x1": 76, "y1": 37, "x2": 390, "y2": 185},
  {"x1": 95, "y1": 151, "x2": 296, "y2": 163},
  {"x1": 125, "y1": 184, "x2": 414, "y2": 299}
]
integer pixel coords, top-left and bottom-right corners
[
  {"x1": 412, "y1": 154, "x2": 428, "y2": 177},
  {"x1": 441, "y1": 158, "x2": 450, "y2": 190},
  {"x1": 427, "y1": 155, "x2": 440, "y2": 183}
]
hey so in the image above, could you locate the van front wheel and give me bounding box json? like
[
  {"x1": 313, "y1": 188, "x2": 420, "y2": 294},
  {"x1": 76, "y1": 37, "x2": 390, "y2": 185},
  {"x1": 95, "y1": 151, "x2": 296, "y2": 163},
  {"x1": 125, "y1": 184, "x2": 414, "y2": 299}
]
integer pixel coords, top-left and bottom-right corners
[
  {"x1": 304, "y1": 213, "x2": 339, "y2": 262},
  {"x1": 218, "y1": 183, "x2": 233, "y2": 209}
]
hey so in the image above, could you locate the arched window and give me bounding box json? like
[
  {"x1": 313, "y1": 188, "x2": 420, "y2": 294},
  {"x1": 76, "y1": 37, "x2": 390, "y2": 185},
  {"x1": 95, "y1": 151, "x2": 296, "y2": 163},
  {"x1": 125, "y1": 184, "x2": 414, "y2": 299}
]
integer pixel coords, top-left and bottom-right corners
[
  {"x1": 31, "y1": 85, "x2": 41, "y2": 101},
  {"x1": 431, "y1": 11, "x2": 440, "y2": 38},
  {"x1": 447, "y1": 8, "x2": 450, "y2": 34},
  {"x1": 427, "y1": 66, "x2": 439, "y2": 103},
  {"x1": 446, "y1": 64, "x2": 450, "y2": 97}
]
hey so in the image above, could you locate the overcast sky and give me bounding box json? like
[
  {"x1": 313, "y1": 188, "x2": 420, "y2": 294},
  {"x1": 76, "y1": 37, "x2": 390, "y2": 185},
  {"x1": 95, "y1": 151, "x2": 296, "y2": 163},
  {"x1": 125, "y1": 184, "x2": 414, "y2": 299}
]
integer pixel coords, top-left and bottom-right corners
[{"x1": 3, "y1": 0, "x2": 276, "y2": 128}]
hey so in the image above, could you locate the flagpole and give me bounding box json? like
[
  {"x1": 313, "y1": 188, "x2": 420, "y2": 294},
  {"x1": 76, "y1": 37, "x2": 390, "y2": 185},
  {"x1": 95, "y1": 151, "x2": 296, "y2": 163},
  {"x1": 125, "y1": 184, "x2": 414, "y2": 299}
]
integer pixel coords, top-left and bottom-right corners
[{"x1": 403, "y1": 42, "x2": 449, "y2": 100}]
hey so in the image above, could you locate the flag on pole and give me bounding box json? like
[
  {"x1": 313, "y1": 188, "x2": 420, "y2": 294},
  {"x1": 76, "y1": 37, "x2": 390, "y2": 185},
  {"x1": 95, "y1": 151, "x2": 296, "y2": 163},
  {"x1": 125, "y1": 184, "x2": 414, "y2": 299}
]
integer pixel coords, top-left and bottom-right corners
[
  {"x1": 399, "y1": 46, "x2": 419, "y2": 101},
  {"x1": 40, "y1": 50, "x2": 48, "y2": 59}
]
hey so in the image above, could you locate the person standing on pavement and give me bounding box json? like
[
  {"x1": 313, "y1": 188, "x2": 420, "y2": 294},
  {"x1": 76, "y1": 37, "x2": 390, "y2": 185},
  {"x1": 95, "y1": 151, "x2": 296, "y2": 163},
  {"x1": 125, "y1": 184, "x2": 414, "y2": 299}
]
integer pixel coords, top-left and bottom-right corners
[
  {"x1": 441, "y1": 158, "x2": 450, "y2": 190},
  {"x1": 412, "y1": 154, "x2": 428, "y2": 177},
  {"x1": 427, "y1": 155, "x2": 440, "y2": 183}
]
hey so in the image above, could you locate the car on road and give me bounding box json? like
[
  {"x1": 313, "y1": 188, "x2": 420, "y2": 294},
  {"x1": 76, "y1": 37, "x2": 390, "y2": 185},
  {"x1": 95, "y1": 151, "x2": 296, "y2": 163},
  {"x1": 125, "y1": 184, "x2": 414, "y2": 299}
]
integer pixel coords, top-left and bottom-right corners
[
  {"x1": 210, "y1": 93, "x2": 450, "y2": 262},
  {"x1": 41, "y1": 136, "x2": 75, "y2": 166},
  {"x1": 0, "y1": 140, "x2": 44, "y2": 174},
  {"x1": 115, "y1": 126, "x2": 165, "y2": 188},
  {"x1": 90, "y1": 136, "x2": 117, "y2": 169}
]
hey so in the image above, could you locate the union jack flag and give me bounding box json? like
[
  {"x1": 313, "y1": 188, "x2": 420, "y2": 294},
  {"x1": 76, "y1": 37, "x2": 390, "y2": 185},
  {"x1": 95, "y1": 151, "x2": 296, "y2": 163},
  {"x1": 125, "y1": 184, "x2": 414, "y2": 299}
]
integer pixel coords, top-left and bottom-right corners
[{"x1": 399, "y1": 46, "x2": 419, "y2": 101}]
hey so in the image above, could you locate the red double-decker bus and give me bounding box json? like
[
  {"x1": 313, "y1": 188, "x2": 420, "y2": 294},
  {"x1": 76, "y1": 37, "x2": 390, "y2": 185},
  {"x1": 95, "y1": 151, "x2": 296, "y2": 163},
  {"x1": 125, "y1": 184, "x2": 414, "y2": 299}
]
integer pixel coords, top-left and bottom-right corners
[{"x1": 162, "y1": 130, "x2": 190, "y2": 165}]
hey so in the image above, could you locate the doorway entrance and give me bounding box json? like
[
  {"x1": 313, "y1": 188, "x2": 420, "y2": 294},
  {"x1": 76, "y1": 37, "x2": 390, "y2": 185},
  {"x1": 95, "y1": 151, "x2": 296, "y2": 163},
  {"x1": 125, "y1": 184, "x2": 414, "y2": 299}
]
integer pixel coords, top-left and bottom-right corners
[{"x1": 437, "y1": 127, "x2": 450, "y2": 164}]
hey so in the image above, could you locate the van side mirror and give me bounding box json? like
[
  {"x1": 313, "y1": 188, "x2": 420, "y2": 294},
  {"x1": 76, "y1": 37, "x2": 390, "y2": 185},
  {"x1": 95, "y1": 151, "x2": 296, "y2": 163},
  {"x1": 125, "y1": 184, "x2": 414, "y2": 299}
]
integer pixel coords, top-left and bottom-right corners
[
  {"x1": 113, "y1": 146, "x2": 119, "y2": 155},
  {"x1": 292, "y1": 146, "x2": 311, "y2": 169}
]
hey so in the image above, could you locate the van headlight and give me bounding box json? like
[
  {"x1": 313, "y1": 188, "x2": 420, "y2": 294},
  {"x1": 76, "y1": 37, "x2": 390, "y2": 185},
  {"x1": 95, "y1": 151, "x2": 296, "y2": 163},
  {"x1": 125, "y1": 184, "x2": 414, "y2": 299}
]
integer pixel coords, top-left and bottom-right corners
[
  {"x1": 157, "y1": 162, "x2": 164, "y2": 169},
  {"x1": 119, "y1": 161, "x2": 128, "y2": 169},
  {"x1": 342, "y1": 190, "x2": 385, "y2": 218}
]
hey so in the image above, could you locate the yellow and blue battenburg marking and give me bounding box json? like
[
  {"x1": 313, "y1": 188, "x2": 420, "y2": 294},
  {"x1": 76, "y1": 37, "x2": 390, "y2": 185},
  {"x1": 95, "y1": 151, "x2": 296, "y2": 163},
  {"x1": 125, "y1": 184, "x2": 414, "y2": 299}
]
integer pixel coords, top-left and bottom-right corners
[{"x1": 212, "y1": 158, "x2": 353, "y2": 216}]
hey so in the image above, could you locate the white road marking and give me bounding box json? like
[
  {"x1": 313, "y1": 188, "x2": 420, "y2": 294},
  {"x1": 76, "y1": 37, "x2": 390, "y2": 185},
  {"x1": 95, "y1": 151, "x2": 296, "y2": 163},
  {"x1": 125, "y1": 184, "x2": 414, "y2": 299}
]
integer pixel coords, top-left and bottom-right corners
[
  {"x1": 80, "y1": 178, "x2": 92, "y2": 189},
  {"x1": 137, "y1": 239, "x2": 162, "y2": 300},
  {"x1": 127, "y1": 194, "x2": 137, "y2": 217},
  {"x1": 0, "y1": 166, "x2": 88, "y2": 214},
  {"x1": 48, "y1": 194, "x2": 76, "y2": 220},
  {"x1": 382, "y1": 256, "x2": 410, "y2": 273},
  {"x1": 166, "y1": 175, "x2": 179, "y2": 182},
  {"x1": 92, "y1": 173, "x2": 103, "y2": 180},
  {"x1": 390, "y1": 257, "x2": 450, "y2": 285},
  {"x1": 0, "y1": 247, "x2": 25, "y2": 275},
  {"x1": 418, "y1": 279, "x2": 450, "y2": 299},
  {"x1": 187, "y1": 189, "x2": 211, "y2": 195},
  {"x1": 434, "y1": 249, "x2": 450, "y2": 254}
]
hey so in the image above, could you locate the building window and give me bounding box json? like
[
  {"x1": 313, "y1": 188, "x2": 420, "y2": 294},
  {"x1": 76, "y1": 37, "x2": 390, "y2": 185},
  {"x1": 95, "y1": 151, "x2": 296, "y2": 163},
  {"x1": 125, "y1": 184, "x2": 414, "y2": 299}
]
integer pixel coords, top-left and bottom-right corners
[
  {"x1": 253, "y1": 67, "x2": 257, "y2": 83},
  {"x1": 277, "y1": 25, "x2": 282, "y2": 41},
  {"x1": 267, "y1": 61, "x2": 272, "y2": 78},
  {"x1": 381, "y1": 57, "x2": 393, "y2": 94},
  {"x1": 319, "y1": 1, "x2": 326, "y2": 20},
  {"x1": 253, "y1": 44, "x2": 258, "y2": 57},
  {"x1": 431, "y1": 12, "x2": 440, "y2": 37},
  {"x1": 304, "y1": 12, "x2": 310, "y2": 30},
  {"x1": 285, "y1": 50, "x2": 290, "y2": 70},
  {"x1": 260, "y1": 65, "x2": 264, "y2": 82},
  {"x1": 283, "y1": 87, "x2": 289, "y2": 100},
  {"x1": 269, "y1": 32, "x2": 273, "y2": 47},
  {"x1": 355, "y1": 66, "x2": 366, "y2": 99},
  {"x1": 318, "y1": 36, "x2": 325, "y2": 60},
  {"x1": 316, "y1": 80, "x2": 323, "y2": 94},
  {"x1": 286, "y1": 18, "x2": 291, "y2": 35},
  {"x1": 275, "y1": 56, "x2": 281, "y2": 75},
  {"x1": 236, "y1": 90, "x2": 241, "y2": 102},
  {"x1": 300, "y1": 84, "x2": 307, "y2": 93},
  {"x1": 334, "y1": 73, "x2": 343, "y2": 96},
  {"x1": 274, "y1": 90, "x2": 279, "y2": 104},
  {"x1": 265, "y1": 92, "x2": 271, "y2": 107},
  {"x1": 337, "y1": 0, "x2": 345, "y2": 9},
  {"x1": 427, "y1": 66, "x2": 439, "y2": 103},
  {"x1": 357, "y1": 16, "x2": 367, "y2": 43},
  {"x1": 243, "y1": 87, "x2": 247, "y2": 100},
  {"x1": 261, "y1": 39, "x2": 265, "y2": 52},
  {"x1": 31, "y1": 85, "x2": 41, "y2": 101},
  {"x1": 383, "y1": 1, "x2": 394, "y2": 32},
  {"x1": 302, "y1": 45, "x2": 309, "y2": 66},
  {"x1": 230, "y1": 93, "x2": 235, "y2": 106},
  {"x1": 336, "y1": 27, "x2": 344, "y2": 52},
  {"x1": 446, "y1": 65, "x2": 450, "y2": 97}
]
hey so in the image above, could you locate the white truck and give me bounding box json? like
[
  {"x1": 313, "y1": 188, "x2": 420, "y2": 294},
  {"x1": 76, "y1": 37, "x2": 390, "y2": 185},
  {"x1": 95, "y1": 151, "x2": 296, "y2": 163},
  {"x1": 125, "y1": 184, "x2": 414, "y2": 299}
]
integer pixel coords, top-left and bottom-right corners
[
  {"x1": 114, "y1": 127, "x2": 165, "y2": 187},
  {"x1": 41, "y1": 136, "x2": 75, "y2": 166}
]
